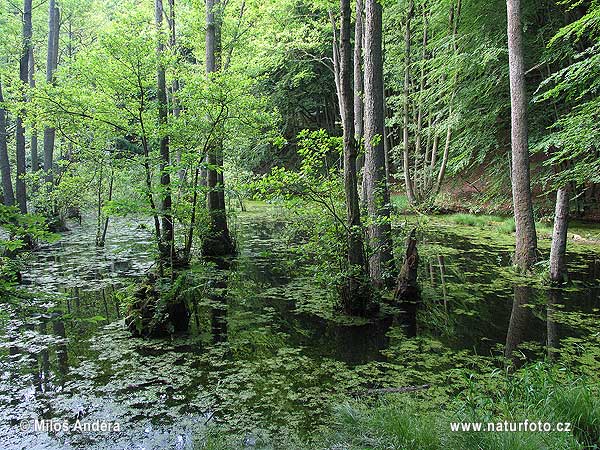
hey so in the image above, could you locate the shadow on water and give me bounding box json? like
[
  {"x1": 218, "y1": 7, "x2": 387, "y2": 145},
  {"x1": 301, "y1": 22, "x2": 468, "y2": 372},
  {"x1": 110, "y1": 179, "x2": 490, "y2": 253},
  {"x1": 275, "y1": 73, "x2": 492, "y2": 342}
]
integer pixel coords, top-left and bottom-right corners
[{"x1": 0, "y1": 212, "x2": 599, "y2": 449}]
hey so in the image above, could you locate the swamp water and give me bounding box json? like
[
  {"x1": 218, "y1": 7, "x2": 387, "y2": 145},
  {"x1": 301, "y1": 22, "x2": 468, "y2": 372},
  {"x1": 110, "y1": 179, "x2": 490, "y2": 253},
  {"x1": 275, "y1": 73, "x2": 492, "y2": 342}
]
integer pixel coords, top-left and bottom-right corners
[{"x1": 1, "y1": 207, "x2": 599, "y2": 449}]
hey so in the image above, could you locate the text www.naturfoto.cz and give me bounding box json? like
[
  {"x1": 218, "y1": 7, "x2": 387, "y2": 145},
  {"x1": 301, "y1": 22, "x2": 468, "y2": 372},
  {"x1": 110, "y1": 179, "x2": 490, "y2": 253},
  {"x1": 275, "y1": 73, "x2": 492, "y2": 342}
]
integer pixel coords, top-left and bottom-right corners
[{"x1": 450, "y1": 421, "x2": 572, "y2": 432}]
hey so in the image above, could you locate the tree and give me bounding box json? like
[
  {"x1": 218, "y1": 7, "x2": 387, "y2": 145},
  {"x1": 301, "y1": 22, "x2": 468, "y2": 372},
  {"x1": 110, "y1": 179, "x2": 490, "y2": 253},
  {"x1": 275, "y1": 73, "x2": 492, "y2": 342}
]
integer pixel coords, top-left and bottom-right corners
[
  {"x1": 339, "y1": 0, "x2": 369, "y2": 314},
  {"x1": 363, "y1": 0, "x2": 393, "y2": 286},
  {"x1": 43, "y1": 0, "x2": 60, "y2": 183},
  {"x1": 402, "y1": 0, "x2": 416, "y2": 204},
  {"x1": 506, "y1": 0, "x2": 537, "y2": 271},
  {"x1": 354, "y1": 0, "x2": 364, "y2": 174},
  {"x1": 15, "y1": 0, "x2": 33, "y2": 213},
  {"x1": 28, "y1": 46, "x2": 38, "y2": 173},
  {"x1": 203, "y1": 0, "x2": 235, "y2": 258},
  {"x1": 549, "y1": 186, "x2": 569, "y2": 283},
  {"x1": 155, "y1": 0, "x2": 174, "y2": 261},
  {"x1": 0, "y1": 81, "x2": 15, "y2": 206}
]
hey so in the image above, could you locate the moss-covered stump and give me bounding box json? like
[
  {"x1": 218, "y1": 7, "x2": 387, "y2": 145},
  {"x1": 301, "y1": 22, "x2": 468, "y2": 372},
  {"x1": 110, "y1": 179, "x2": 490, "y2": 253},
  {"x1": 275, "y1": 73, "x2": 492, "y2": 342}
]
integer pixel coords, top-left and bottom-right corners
[{"x1": 125, "y1": 273, "x2": 190, "y2": 337}]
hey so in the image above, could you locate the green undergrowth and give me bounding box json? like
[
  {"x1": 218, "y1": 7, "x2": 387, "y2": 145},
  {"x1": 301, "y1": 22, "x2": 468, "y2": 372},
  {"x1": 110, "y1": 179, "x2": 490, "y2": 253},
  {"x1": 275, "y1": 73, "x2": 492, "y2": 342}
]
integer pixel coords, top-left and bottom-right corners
[{"x1": 194, "y1": 363, "x2": 600, "y2": 449}]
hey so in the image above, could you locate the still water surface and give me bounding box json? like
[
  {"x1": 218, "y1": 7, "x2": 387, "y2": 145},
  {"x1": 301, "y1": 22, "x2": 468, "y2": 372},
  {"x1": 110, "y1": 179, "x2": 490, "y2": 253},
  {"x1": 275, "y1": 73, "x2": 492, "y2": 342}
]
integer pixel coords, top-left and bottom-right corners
[{"x1": 1, "y1": 208, "x2": 599, "y2": 449}]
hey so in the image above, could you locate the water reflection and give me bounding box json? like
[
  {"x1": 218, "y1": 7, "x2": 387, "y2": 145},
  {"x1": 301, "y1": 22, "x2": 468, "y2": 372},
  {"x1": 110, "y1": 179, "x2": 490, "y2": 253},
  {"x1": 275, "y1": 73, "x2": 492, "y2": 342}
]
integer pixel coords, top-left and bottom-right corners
[
  {"x1": 1, "y1": 213, "x2": 599, "y2": 449},
  {"x1": 209, "y1": 258, "x2": 230, "y2": 344},
  {"x1": 504, "y1": 286, "x2": 532, "y2": 368}
]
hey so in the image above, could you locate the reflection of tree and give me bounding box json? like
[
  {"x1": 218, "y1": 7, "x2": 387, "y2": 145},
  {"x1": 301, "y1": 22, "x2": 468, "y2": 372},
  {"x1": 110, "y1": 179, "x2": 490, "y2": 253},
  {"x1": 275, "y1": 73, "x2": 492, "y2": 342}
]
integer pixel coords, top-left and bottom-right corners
[
  {"x1": 438, "y1": 255, "x2": 448, "y2": 316},
  {"x1": 505, "y1": 286, "x2": 531, "y2": 368},
  {"x1": 210, "y1": 258, "x2": 230, "y2": 343},
  {"x1": 53, "y1": 314, "x2": 69, "y2": 380}
]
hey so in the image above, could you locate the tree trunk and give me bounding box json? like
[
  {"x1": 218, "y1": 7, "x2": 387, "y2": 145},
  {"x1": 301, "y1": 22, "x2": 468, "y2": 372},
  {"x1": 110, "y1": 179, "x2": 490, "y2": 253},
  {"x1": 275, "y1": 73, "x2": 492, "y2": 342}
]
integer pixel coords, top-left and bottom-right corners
[
  {"x1": 15, "y1": 0, "x2": 33, "y2": 214},
  {"x1": 402, "y1": 0, "x2": 416, "y2": 204},
  {"x1": 28, "y1": 46, "x2": 39, "y2": 173},
  {"x1": 434, "y1": 0, "x2": 461, "y2": 197},
  {"x1": 0, "y1": 82, "x2": 15, "y2": 206},
  {"x1": 155, "y1": 0, "x2": 174, "y2": 260},
  {"x1": 168, "y1": 0, "x2": 185, "y2": 182},
  {"x1": 43, "y1": 0, "x2": 60, "y2": 183},
  {"x1": 363, "y1": 0, "x2": 394, "y2": 286},
  {"x1": 507, "y1": 0, "x2": 537, "y2": 271},
  {"x1": 354, "y1": 0, "x2": 365, "y2": 175},
  {"x1": 339, "y1": 0, "x2": 370, "y2": 315},
  {"x1": 549, "y1": 186, "x2": 569, "y2": 283},
  {"x1": 203, "y1": 0, "x2": 234, "y2": 258},
  {"x1": 394, "y1": 228, "x2": 419, "y2": 336},
  {"x1": 393, "y1": 228, "x2": 419, "y2": 304}
]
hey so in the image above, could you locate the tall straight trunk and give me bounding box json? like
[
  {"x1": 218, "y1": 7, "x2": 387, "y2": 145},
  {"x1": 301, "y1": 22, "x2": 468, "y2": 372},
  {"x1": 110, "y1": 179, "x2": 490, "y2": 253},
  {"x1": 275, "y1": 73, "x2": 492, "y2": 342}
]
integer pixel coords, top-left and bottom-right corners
[
  {"x1": 168, "y1": 0, "x2": 185, "y2": 182},
  {"x1": 434, "y1": 0, "x2": 461, "y2": 197},
  {"x1": 549, "y1": 186, "x2": 569, "y2": 283},
  {"x1": 340, "y1": 0, "x2": 369, "y2": 314},
  {"x1": 363, "y1": 0, "x2": 394, "y2": 286},
  {"x1": 203, "y1": 0, "x2": 234, "y2": 257},
  {"x1": 15, "y1": 0, "x2": 33, "y2": 214},
  {"x1": 28, "y1": 47, "x2": 38, "y2": 173},
  {"x1": 0, "y1": 82, "x2": 15, "y2": 206},
  {"x1": 155, "y1": 0, "x2": 174, "y2": 257},
  {"x1": 354, "y1": 0, "x2": 365, "y2": 175},
  {"x1": 507, "y1": 0, "x2": 537, "y2": 271},
  {"x1": 330, "y1": 11, "x2": 343, "y2": 125},
  {"x1": 43, "y1": 0, "x2": 60, "y2": 183},
  {"x1": 402, "y1": 0, "x2": 416, "y2": 204}
]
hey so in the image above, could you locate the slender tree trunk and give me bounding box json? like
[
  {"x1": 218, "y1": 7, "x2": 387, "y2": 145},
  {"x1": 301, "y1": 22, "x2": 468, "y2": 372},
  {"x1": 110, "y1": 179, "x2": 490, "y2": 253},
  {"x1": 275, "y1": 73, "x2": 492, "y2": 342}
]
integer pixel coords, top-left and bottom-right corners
[
  {"x1": 354, "y1": 0, "x2": 365, "y2": 175},
  {"x1": 434, "y1": 0, "x2": 461, "y2": 197},
  {"x1": 155, "y1": 0, "x2": 174, "y2": 260},
  {"x1": 0, "y1": 82, "x2": 15, "y2": 206},
  {"x1": 15, "y1": 0, "x2": 33, "y2": 214},
  {"x1": 168, "y1": 0, "x2": 185, "y2": 182},
  {"x1": 203, "y1": 0, "x2": 234, "y2": 258},
  {"x1": 28, "y1": 47, "x2": 38, "y2": 173},
  {"x1": 413, "y1": 7, "x2": 428, "y2": 200},
  {"x1": 402, "y1": 0, "x2": 416, "y2": 204},
  {"x1": 43, "y1": 0, "x2": 60, "y2": 183},
  {"x1": 549, "y1": 186, "x2": 569, "y2": 283},
  {"x1": 364, "y1": 0, "x2": 394, "y2": 286},
  {"x1": 507, "y1": 0, "x2": 537, "y2": 271},
  {"x1": 100, "y1": 168, "x2": 114, "y2": 246},
  {"x1": 330, "y1": 11, "x2": 343, "y2": 126},
  {"x1": 339, "y1": 0, "x2": 369, "y2": 315}
]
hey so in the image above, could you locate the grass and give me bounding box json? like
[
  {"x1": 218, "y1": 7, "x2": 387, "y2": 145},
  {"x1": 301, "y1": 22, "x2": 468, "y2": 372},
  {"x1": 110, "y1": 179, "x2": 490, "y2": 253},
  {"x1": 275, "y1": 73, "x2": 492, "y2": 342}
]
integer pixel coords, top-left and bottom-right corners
[
  {"x1": 324, "y1": 363, "x2": 600, "y2": 450},
  {"x1": 192, "y1": 363, "x2": 600, "y2": 449},
  {"x1": 446, "y1": 213, "x2": 557, "y2": 236}
]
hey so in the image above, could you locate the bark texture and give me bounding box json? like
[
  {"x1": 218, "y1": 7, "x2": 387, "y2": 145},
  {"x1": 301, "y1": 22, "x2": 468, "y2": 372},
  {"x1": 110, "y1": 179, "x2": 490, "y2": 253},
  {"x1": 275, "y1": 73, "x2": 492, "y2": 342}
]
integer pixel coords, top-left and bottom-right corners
[
  {"x1": 339, "y1": 0, "x2": 369, "y2": 315},
  {"x1": 155, "y1": 0, "x2": 174, "y2": 256},
  {"x1": 363, "y1": 0, "x2": 394, "y2": 286},
  {"x1": 28, "y1": 47, "x2": 38, "y2": 173},
  {"x1": 0, "y1": 82, "x2": 15, "y2": 206},
  {"x1": 15, "y1": 0, "x2": 33, "y2": 213},
  {"x1": 354, "y1": 0, "x2": 365, "y2": 175},
  {"x1": 549, "y1": 186, "x2": 569, "y2": 283},
  {"x1": 43, "y1": 0, "x2": 60, "y2": 182},
  {"x1": 507, "y1": 0, "x2": 537, "y2": 270},
  {"x1": 402, "y1": 0, "x2": 416, "y2": 204},
  {"x1": 203, "y1": 0, "x2": 234, "y2": 258}
]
